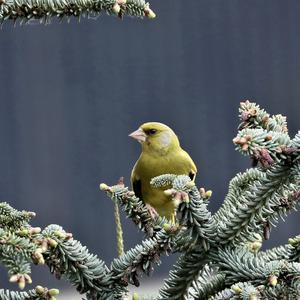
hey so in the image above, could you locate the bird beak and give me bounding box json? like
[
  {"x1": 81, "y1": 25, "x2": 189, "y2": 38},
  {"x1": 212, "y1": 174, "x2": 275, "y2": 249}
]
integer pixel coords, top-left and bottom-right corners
[{"x1": 129, "y1": 128, "x2": 147, "y2": 142}]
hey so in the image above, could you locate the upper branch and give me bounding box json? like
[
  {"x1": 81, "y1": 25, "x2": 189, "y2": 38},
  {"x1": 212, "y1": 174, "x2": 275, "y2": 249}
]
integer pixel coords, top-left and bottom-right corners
[
  {"x1": 100, "y1": 179, "x2": 165, "y2": 237},
  {"x1": 238, "y1": 100, "x2": 288, "y2": 133},
  {"x1": 0, "y1": 0, "x2": 155, "y2": 24}
]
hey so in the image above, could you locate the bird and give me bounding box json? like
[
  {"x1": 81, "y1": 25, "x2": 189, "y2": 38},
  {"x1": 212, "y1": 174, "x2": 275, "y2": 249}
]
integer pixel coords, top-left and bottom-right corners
[{"x1": 129, "y1": 122, "x2": 197, "y2": 223}]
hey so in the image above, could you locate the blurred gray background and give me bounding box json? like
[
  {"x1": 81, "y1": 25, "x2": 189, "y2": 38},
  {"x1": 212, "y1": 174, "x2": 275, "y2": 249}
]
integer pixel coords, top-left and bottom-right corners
[{"x1": 0, "y1": 0, "x2": 300, "y2": 297}]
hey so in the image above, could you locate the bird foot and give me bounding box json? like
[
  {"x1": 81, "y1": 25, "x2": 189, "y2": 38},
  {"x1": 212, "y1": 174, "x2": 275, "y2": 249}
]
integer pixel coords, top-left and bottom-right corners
[{"x1": 146, "y1": 204, "x2": 158, "y2": 219}]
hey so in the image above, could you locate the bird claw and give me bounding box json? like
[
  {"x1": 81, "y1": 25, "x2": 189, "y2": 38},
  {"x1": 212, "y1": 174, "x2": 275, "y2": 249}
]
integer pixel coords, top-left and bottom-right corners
[{"x1": 146, "y1": 204, "x2": 158, "y2": 219}]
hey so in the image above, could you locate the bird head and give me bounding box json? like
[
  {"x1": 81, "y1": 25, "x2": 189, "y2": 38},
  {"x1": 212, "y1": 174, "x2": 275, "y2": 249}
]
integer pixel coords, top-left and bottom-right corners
[{"x1": 129, "y1": 122, "x2": 180, "y2": 154}]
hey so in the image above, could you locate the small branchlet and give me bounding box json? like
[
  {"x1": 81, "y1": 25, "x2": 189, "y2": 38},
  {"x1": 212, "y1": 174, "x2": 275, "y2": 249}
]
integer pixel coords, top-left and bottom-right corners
[
  {"x1": 239, "y1": 100, "x2": 288, "y2": 133},
  {"x1": 100, "y1": 179, "x2": 161, "y2": 237}
]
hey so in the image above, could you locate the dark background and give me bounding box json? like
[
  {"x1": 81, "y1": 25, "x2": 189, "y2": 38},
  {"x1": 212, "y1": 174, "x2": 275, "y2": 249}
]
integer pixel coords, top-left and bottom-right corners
[{"x1": 0, "y1": 0, "x2": 299, "y2": 293}]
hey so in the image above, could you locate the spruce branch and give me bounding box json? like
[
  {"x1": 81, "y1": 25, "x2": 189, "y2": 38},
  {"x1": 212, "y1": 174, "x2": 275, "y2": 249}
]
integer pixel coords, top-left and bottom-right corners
[
  {"x1": 109, "y1": 228, "x2": 176, "y2": 289},
  {"x1": 156, "y1": 249, "x2": 209, "y2": 300},
  {"x1": 184, "y1": 265, "x2": 225, "y2": 300},
  {"x1": 41, "y1": 225, "x2": 110, "y2": 297},
  {"x1": 258, "y1": 244, "x2": 294, "y2": 262},
  {"x1": 233, "y1": 128, "x2": 293, "y2": 166},
  {"x1": 211, "y1": 282, "x2": 260, "y2": 300},
  {"x1": 213, "y1": 246, "x2": 300, "y2": 296},
  {"x1": 213, "y1": 167, "x2": 265, "y2": 223},
  {"x1": 216, "y1": 164, "x2": 293, "y2": 245},
  {"x1": 0, "y1": 202, "x2": 35, "y2": 230},
  {"x1": 0, "y1": 0, "x2": 155, "y2": 25},
  {"x1": 151, "y1": 174, "x2": 217, "y2": 251},
  {"x1": 100, "y1": 180, "x2": 165, "y2": 238},
  {"x1": 0, "y1": 287, "x2": 60, "y2": 300},
  {"x1": 238, "y1": 100, "x2": 288, "y2": 133},
  {"x1": 0, "y1": 101, "x2": 299, "y2": 300}
]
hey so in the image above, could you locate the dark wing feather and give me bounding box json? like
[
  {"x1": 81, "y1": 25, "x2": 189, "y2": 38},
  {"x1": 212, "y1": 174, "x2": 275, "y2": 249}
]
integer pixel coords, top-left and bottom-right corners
[
  {"x1": 189, "y1": 172, "x2": 195, "y2": 181},
  {"x1": 132, "y1": 178, "x2": 143, "y2": 200}
]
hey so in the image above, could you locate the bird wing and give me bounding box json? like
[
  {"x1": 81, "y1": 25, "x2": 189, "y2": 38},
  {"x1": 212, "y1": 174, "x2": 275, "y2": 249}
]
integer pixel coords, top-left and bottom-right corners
[
  {"x1": 132, "y1": 178, "x2": 142, "y2": 200},
  {"x1": 189, "y1": 171, "x2": 196, "y2": 181},
  {"x1": 131, "y1": 168, "x2": 143, "y2": 200},
  {"x1": 181, "y1": 150, "x2": 197, "y2": 182}
]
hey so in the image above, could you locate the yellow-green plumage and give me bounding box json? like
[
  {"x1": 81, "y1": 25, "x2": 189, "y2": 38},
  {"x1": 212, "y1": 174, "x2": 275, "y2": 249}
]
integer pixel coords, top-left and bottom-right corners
[{"x1": 130, "y1": 122, "x2": 197, "y2": 220}]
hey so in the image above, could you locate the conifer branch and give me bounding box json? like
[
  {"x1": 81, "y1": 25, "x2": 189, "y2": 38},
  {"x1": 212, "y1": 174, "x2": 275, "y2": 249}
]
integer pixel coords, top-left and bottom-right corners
[
  {"x1": 0, "y1": 101, "x2": 299, "y2": 299},
  {"x1": 156, "y1": 249, "x2": 209, "y2": 300},
  {"x1": 151, "y1": 174, "x2": 217, "y2": 251},
  {"x1": 238, "y1": 100, "x2": 288, "y2": 133},
  {"x1": 100, "y1": 180, "x2": 165, "y2": 238},
  {"x1": 109, "y1": 229, "x2": 176, "y2": 289},
  {"x1": 184, "y1": 265, "x2": 225, "y2": 300},
  {"x1": 0, "y1": 287, "x2": 60, "y2": 300},
  {"x1": 41, "y1": 225, "x2": 111, "y2": 298},
  {"x1": 0, "y1": 0, "x2": 155, "y2": 25}
]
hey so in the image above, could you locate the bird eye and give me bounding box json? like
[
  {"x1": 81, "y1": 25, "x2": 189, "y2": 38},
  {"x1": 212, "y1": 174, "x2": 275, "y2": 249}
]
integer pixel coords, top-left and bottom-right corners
[{"x1": 149, "y1": 129, "x2": 157, "y2": 135}]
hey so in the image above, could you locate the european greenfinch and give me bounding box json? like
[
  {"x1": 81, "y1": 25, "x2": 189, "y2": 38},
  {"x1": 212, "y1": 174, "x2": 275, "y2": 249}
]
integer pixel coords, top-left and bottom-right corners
[{"x1": 129, "y1": 122, "x2": 197, "y2": 221}]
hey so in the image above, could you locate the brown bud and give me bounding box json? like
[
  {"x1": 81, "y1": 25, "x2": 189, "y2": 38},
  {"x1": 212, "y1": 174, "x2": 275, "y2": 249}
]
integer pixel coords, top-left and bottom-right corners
[
  {"x1": 260, "y1": 148, "x2": 274, "y2": 166},
  {"x1": 231, "y1": 285, "x2": 242, "y2": 293},
  {"x1": 185, "y1": 181, "x2": 195, "y2": 188},
  {"x1": 18, "y1": 276, "x2": 26, "y2": 290},
  {"x1": 32, "y1": 249, "x2": 45, "y2": 264},
  {"x1": 29, "y1": 227, "x2": 41, "y2": 235},
  {"x1": 265, "y1": 135, "x2": 272, "y2": 141},
  {"x1": 18, "y1": 229, "x2": 29, "y2": 237},
  {"x1": 24, "y1": 274, "x2": 32, "y2": 284},
  {"x1": 164, "y1": 189, "x2": 174, "y2": 196},
  {"x1": 275, "y1": 146, "x2": 283, "y2": 153},
  {"x1": 54, "y1": 230, "x2": 66, "y2": 239},
  {"x1": 35, "y1": 285, "x2": 45, "y2": 294},
  {"x1": 112, "y1": 3, "x2": 121, "y2": 14},
  {"x1": 249, "y1": 108, "x2": 257, "y2": 117},
  {"x1": 262, "y1": 115, "x2": 269, "y2": 125},
  {"x1": 173, "y1": 191, "x2": 182, "y2": 201},
  {"x1": 239, "y1": 137, "x2": 248, "y2": 145},
  {"x1": 269, "y1": 275, "x2": 278, "y2": 286},
  {"x1": 132, "y1": 292, "x2": 139, "y2": 300},
  {"x1": 99, "y1": 183, "x2": 110, "y2": 191},
  {"x1": 241, "y1": 111, "x2": 250, "y2": 121},
  {"x1": 263, "y1": 221, "x2": 271, "y2": 240},
  {"x1": 40, "y1": 240, "x2": 49, "y2": 252},
  {"x1": 144, "y1": 2, "x2": 156, "y2": 18},
  {"x1": 163, "y1": 223, "x2": 171, "y2": 232},
  {"x1": 241, "y1": 144, "x2": 249, "y2": 151},
  {"x1": 27, "y1": 211, "x2": 36, "y2": 218},
  {"x1": 257, "y1": 285, "x2": 265, "y2": 292},
  {"x1": 48, "y1": 238, "x2": 58, "y2": 248},
  {"x1": 199, "y1": 187, "x2": 205, "y2": 197},
  {"x1": 9, "y1": 274, "x2": 19, "y2": 283},
  {"x1": 48, "y1": 289, "x2": 60, "y2": 296},
  {"x1": 145, "y1": 8, "x2": 156, "y2": 18},
  {"x1": 245, "y1": 135, "x2": 252, "y2": 141},
  {"x1": 65, "y1": 232, "x2": 73, "y2": 240},
  {"x1": 249, "y1": 241, "x2": 262, "y2": 253},
  {"x1": 182, "y1": 192, "x2": 189, "y2": 203},
  {"x1": 205, "y1": 190, "x2": 212, "y2": 199}
]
